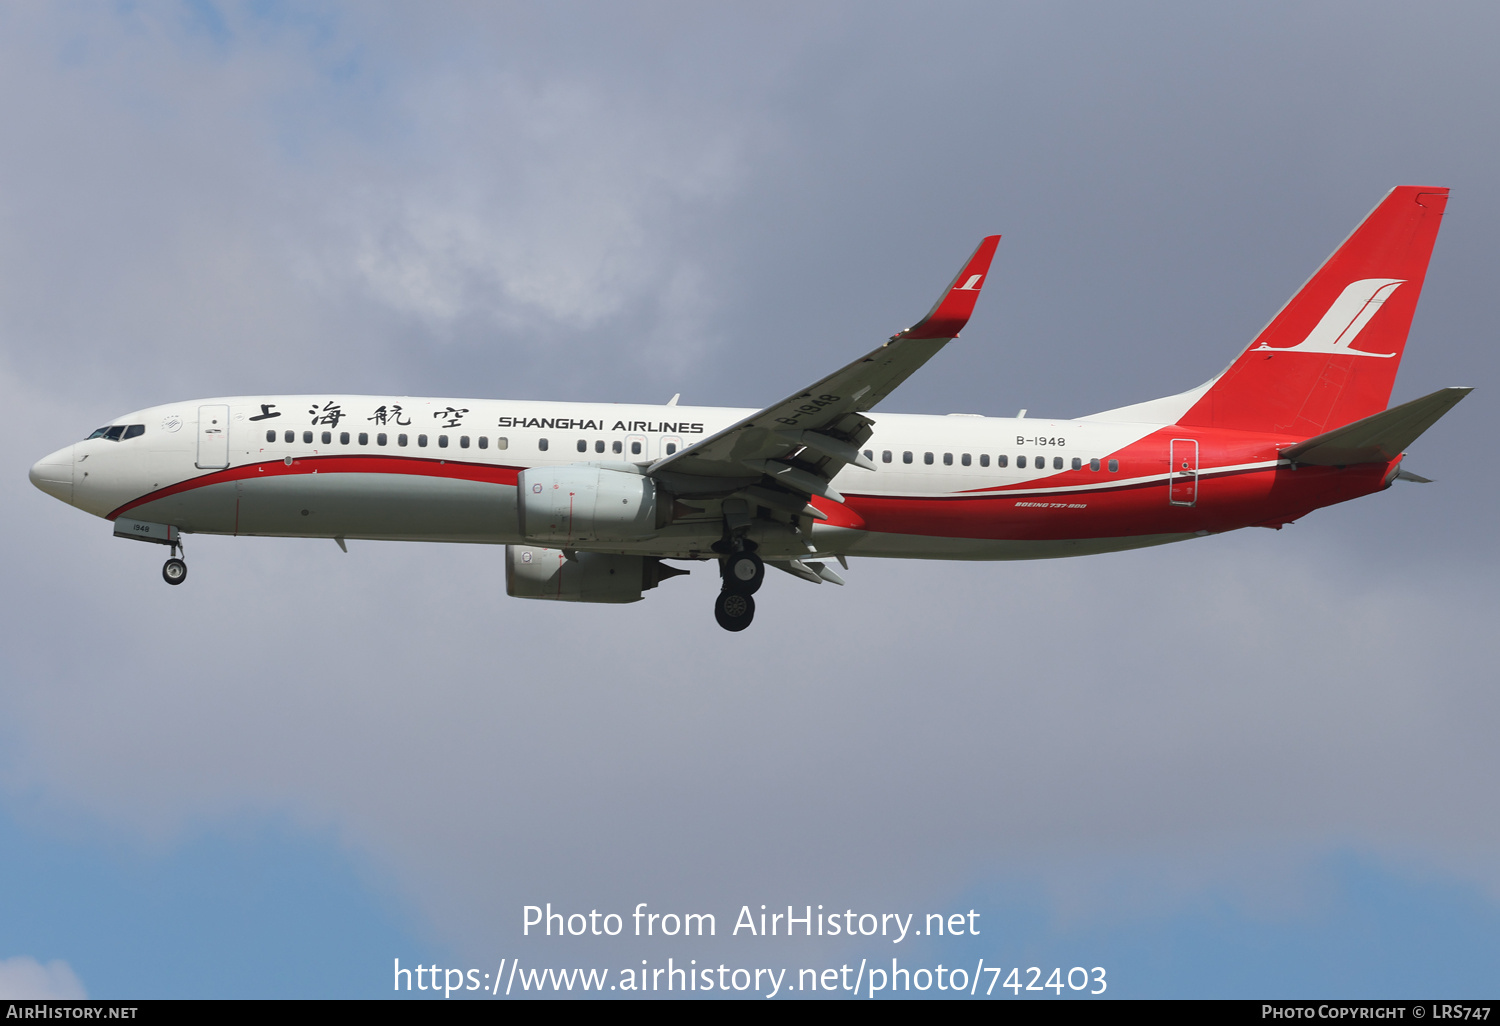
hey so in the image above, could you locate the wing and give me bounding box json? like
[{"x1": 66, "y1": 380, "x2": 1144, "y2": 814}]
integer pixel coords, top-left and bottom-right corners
[{"x1": 648, "y1": 235, "x2": 1000, "y2": 503}]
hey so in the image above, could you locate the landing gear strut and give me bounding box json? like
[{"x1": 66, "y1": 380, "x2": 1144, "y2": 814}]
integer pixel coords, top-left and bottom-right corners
[{"x1": 162, "y1": 541, "x2": 187, "y2": 586}]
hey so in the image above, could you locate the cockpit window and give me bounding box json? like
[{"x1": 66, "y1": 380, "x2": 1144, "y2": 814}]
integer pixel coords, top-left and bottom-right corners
[
  {"x1": 86, "y1": 426, "x2": 111, "y2": 440},
  {"x1": 103, "y1": 426, "x2": 125, "y2": 441},
  {"x1": 122, "y1": 424, "x2": 145, "y2": 440}
]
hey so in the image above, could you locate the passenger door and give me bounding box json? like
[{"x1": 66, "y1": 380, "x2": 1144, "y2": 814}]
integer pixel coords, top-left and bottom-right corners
[{"x1": 196, "y1": 404, "x2": 230, "y2": 469}]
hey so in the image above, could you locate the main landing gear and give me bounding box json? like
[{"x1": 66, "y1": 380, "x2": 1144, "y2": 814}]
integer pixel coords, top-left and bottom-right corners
[
  {"x1": 161, "y1": 541, "x2": 187, "y2": 586},
  {"x1": 714, "y1": 590, "x2": 754, "y2": 632},
  {"x1": 714, "y1": 547, "x2": 763, "y2": 632},
  {"x1": 723, "y1": 550, "x2": 765, "y2": 594}
]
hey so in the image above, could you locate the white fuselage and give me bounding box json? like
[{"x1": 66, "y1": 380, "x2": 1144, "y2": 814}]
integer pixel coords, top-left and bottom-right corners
[{"x1": 37, "y1": 394, "x2": 1196, "y2": 562}]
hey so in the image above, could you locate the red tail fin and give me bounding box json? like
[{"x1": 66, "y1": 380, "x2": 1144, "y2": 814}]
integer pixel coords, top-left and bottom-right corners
[{"x1": 1178, "y1": 186, "x2": 1448, "y2": 435}]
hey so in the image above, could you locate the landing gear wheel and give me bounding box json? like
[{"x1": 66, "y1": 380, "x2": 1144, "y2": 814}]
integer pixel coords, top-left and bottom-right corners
[
  {"x1": 714, "y1": 590, "x2": 755, "y2": 632},
  {"x1": 722, "y1": 551, "x2": 764, "y2": 594},
  {"x1": 162, "y1": 558, "x2": 187, "y2": 585}
]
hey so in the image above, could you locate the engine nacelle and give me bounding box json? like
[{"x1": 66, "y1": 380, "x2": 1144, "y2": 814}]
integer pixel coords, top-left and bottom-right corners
[
  {"x1": 518, "y1": 465, "x2": 658, "y2": 544},
  {"x1": 505, "y1": 545, "x2": 685, "y2": 603}
]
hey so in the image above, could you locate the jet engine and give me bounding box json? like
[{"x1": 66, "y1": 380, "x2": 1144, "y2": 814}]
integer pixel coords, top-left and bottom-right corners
[
  {"x1": 505, "y1": 545, "x2": 687, "y2": 603},
  {"x1": 518, "y1": 466, "x2": 658, "y2": 544}
]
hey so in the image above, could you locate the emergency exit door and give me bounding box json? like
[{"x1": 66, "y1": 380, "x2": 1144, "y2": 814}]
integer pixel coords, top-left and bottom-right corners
[
  {"x1": 1169, "y1": 438, "x2": 1198, "y2": 506},
  {"x1": 196, "y1": 404, "x2": 230, "y2": 469}
]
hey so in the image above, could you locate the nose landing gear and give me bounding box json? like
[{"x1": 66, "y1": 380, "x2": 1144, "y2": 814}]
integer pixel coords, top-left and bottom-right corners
[{"x1": 161, "y1": 541, "x2": 187, "y2": 586}]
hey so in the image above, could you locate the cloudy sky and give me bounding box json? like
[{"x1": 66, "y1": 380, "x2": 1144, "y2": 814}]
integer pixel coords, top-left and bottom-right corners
[{"x1": 2, "y1": 0, "x2": 1497, "y2": 999}]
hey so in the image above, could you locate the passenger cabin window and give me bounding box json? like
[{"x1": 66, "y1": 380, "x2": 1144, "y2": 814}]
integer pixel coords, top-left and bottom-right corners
[
  {"x1": 924, "y1": 452, "x2": 934, "y2": 465},
  {"x1": 538, "y1": 438, "x2": 549, "y2": 451},
  {"x1": 266, "y1": 429, "x2": 276, "y2": 443},
  {"x1": 903, "y1": 451, "x2": 913, "y2": 464},
  {"x1": 1053, "y1": 456, "x2": 1063, "y2": 470},
  {"x1": 283, "y1": 429, "x2": 293, "y2": 443},
  {"x1": 961, "y1": 453, "x2": 971, "y2": 466},
  {"x1": 123, "y1": 425, "x2": 144, "y2": 440},
  {"x1": 943, "y1": 453, "x2": 953, "y2": 466},
  {"x1": 882, "y1": 450, "x2": 892, "y2": 463},
  {"x1": 104, "y1": 426, "x2": 125, "y2": 441},
  {"x1": 630, "y1": 440, "x2": 641, "y2": 455},
  {"x1": 980, "y1": 454, "x2": 990, "y2": 467},
  {"x1": 321, "y1": 431, "x2": 332, "y2": 444},
  {"x1": 997, "y1": 455, "x2": 1008, "y2": 468},
  {"x1": 377, "y1": 433, "x2": 388, "y2": 446},
  {"x1": 496, "y1": 437, "x2": 508, "y2": 450},
  {"x1": 1071, "y1": 457, "x2": 1082, "y2": 471},
  {"x1": 359, "y1": 432, "x2": 369, "y2": 445},
  {"x1": 864, "y1": 449, "x2": 874, "y2": 461},
  {"x1": 665, "y1": 442, "x2": 678, "y2": 455},
  {"x1": 612, "y1": 440, "x2": 622, "y2": 454},
  {"x1": 398, "y1": 434, "x2": 408, "y2": 447},
  {"x1": 460, "y1": 435, "x2": 470, "y2": 448},
  {"x1": 303, "y1": 430, "x2": 313, "y2": 444},
  {"x1": 478, "y1": 436, "x2": 489, "y2": 450},
  {"x1": 1017, "y1": 455, "x2": 1027, "y2": 468},
  {"x1": 438, "y1": 435, "x2": 449, "y2": 448},
  {"x1": 577, "y1": 439, "x2": 587, "y2": 452},
  {"x1": 418, "y1": 434, "x2": 428, "y2": 447},
  {"x1": 595, "y1": 440, "x2": 605, "y2": 453},
  {"x1": 1108, "y1": 458, "x2": 1119, "y2": 472},
  {"x1": 1090, "y1": 458, "x2": 1100, "y2": 471},
  {"x1": 340, "y1": 431, "x2": 350, "y2": 445}
]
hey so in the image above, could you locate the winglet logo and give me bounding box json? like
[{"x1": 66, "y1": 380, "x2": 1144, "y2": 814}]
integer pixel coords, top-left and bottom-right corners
[
  {"x1": 1258, "y1": 278, "x2": 1405, "y2": 357},
  {"x1": 954, "y1": 274, "x2": 984, "y2": 291}
]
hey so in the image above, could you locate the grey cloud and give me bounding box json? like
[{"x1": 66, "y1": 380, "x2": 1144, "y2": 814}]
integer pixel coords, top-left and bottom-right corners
[{"x1": 2, "y1": 0, "x2": 1498, "y2": 969}]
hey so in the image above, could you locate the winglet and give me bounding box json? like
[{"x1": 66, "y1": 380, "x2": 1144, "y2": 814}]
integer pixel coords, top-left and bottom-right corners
[{"x1": 903, "y1": 235, "x2": 1001, "y2": 339}]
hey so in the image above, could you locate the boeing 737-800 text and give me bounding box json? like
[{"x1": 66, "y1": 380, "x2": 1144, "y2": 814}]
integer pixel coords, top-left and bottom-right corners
[{"x1": 29, "y1": 186, "x2": 1468, "y2": 630}]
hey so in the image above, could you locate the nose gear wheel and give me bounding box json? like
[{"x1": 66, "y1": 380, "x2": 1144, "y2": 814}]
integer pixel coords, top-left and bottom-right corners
[{"x1": 160, "y1": 538, "x2": 187, "y2": 585}]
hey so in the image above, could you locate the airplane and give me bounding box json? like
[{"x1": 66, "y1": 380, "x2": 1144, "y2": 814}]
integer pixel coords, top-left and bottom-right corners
[{"x1": 29, "y1": 186, "x2": 1468, "y2": 631}]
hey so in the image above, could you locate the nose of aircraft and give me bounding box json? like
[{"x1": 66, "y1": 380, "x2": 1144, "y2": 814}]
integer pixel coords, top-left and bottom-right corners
[{"x1": 29, "y1": 445, "x2": 76, "y2": 505}]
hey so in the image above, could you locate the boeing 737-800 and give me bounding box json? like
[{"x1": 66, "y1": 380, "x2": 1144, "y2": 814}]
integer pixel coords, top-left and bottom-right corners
[{"x1": 29, "y1": 186, "x2": 1468, "y2": 630}]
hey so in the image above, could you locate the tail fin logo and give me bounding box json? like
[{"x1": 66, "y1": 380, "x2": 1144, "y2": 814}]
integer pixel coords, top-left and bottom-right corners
[
  {"x1": 1256, "y1": 278, "x2": 1405, "y2": 358},
  {"x1": 954, "y1": 274, "x2": 984, "y2": 291}
]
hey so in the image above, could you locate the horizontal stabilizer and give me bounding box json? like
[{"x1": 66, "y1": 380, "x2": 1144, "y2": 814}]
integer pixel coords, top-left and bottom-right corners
[{"x1": 1282, "y1": 387, "x2": 1472, "y2": 466}]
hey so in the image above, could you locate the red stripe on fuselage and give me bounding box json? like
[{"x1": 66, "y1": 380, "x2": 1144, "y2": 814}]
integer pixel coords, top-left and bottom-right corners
[
  {"x1": 842, "y1": 462, "x2": 1391, "y2": 541},
  {"x1": 108, "y1": 455, "x2": 522, "y2": 521}
]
